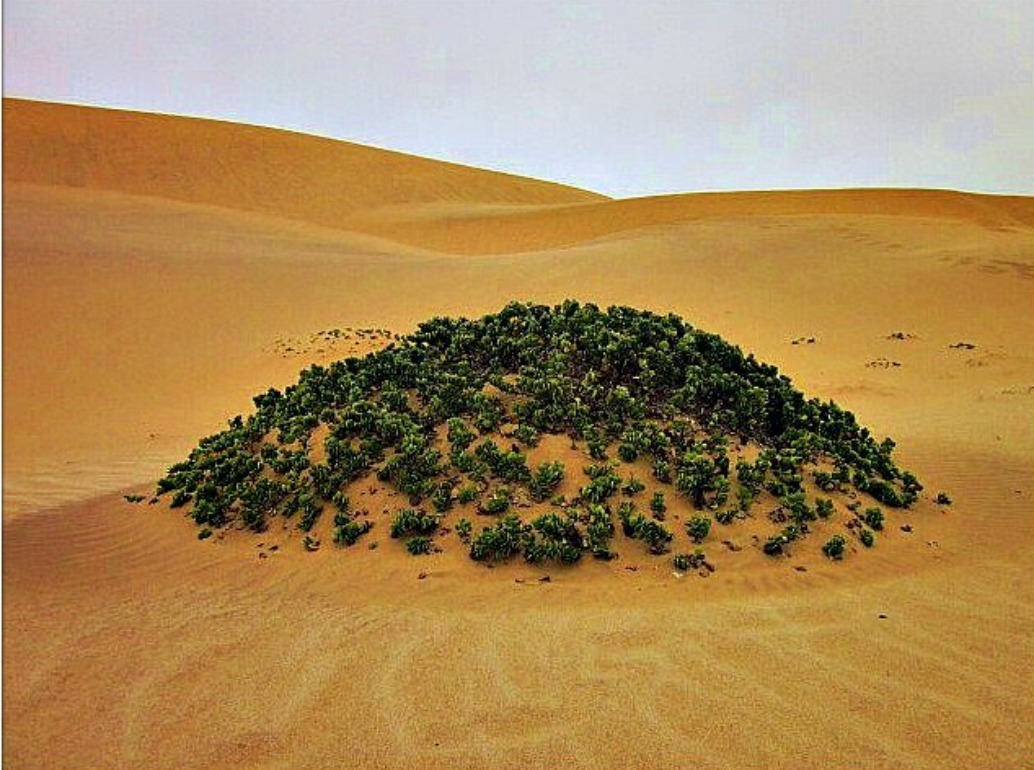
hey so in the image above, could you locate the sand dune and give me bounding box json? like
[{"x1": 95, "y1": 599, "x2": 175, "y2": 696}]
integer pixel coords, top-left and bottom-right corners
[
  {"x1": 342, "y1": 187, "x2": 1034, "y2": 255},
  {"x1": 4, "y1": 100, "x2": 1033, "y2": 769},
  {"x1": 3, "y1": 98, "x2": 605, "y2": 228}
]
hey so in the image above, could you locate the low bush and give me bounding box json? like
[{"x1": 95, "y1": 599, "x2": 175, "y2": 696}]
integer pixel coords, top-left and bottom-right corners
[
  {"x1": 406, "y1": 536, "x2": 434, "y2": 555},
  {"x1": 333, "y1": 519, "x2": 372, "y2": 546},
  {"x1": 470, "y1": 514, "x2": 527, "y2": 561},
  {"x1": 862, "y1": 506, "x2": 884, "y2": 531},
  {"x1": 390, "y1": 508, "x2": 439, "y2": 538},
  {"x1": 822, "y1": 534, "x2": 847, "y2": 560},
  {"x1": 686, "y1": 515, "x2": 712, "y2": 543}
]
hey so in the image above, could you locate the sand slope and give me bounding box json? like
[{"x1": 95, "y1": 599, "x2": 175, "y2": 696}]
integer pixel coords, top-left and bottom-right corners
[{"x1": 4, "y1": 100, "x2": 1033, "y2": 769}]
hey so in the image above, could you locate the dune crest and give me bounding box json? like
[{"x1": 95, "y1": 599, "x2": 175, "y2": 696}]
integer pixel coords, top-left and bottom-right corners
[{"x1": 2, "y1": 98, "x2": 606, "y2": 229}]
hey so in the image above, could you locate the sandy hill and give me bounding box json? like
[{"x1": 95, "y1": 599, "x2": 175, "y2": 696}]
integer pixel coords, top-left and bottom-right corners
[
  {"x1": 3, "y1": 99, "x2": 1033, "y2": 769},
  {"x1": 3, "y1": 97, "x2": 606, "y2": 227}
]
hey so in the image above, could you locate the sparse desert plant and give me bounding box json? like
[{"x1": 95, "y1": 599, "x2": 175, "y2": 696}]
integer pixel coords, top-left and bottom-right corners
[
  {"x1": 303, "y1": 534, "x2": 320, "y2": 552},
  {"x1": 480, "y1": 488, "x2": 512, "y2": 515},
  {"x1": 862, "y1": 506, "x2": 884, "y2": 531},
  {"x1": 622, "y1": 476, "x2": 646, "y2": 496},
  {"x1": 406, "y1": 536, "x2": 434, "y2": 555},
  {"x1": 529, "y1": 461, "x2": 565, "y2": 502},
  {"x1": 390, "y1": 508, "x2": 439, "y2": 538},
  {"x1": 470, "y1": 514, "x2": 527, "y2": 561},
  {"x1": 822, "y1": 534, "x2": 847, "y2": 560},
  {"x1": 935, "y1": 492, "x2": 952, "y2": 505},
  {"x1": 333, "y1": 519, "x2": 372, "y2": 546},
  {"x1": 686, "y1": 515, "x2": 712, "y2": 543},
  {"x1": 650, "y1": 490, "x2": 667, "y2": 518},
  {"x1": 457, "y1": 483, "x2": 479, "y2": 504},
  {"x1": 455, "y1": 517, "x2": 473, "y2": 543}
]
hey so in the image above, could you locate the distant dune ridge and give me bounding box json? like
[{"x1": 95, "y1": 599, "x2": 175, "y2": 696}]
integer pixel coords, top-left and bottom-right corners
[{"x1": 4, "y1": 98, "x2": 1033, "y2": 769}]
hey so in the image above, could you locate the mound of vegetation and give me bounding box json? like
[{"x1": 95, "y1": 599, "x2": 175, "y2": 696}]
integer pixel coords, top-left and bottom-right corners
[{"x1": 156, "y1": 301, "x2": 923, "y2": 568}]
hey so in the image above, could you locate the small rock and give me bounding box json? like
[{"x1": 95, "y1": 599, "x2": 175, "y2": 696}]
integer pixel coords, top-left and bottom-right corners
[
  {"x1": 878, "y1": 613, "x2": 888, "y2": 619},
  {"x1": 794, "y1": 565, "x2": 808, "y2": 572},
  {"x1": 722, "y1": 540, "x2": 742, "y2": 552},
  {"x1": 901, "y1": 524, "x2": 913, "y2": 533},
  {"x1": 625, "y1": 565, "x2": 638, "y2": 572},
  {"x1": 538, "y1": 575, "x2": 551, "y2": 583},
  {"x1": 698, "y1": 568, "x2": 710, "y2": 578},
  {"x1": 258, "y1": 552, "x2": 268, "y2": 559},
  {"x1": 418, "y1": 572, "x2": 429, "y2": 580}
]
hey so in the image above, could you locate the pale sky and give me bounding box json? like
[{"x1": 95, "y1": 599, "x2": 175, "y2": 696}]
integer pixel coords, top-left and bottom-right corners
[{"x1": 4, "y1": 0, "x2": 1033, "y2": 198}]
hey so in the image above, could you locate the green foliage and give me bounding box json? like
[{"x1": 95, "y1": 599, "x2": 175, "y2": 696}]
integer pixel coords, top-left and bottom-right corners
[
  {"x1": 523, "y1": 512, "x2": 583, "y2": 563},
  {"x1": 406, "y1": 536, "x2": 434, "y2": 556},
  {"x1": 470, "y1": 514, "x2": 527, "y2": 561},
  {"x1": 860, "y1": 529, "x2": 875, "y2": 548},
  {"x1": 650, "y1": 490, "x2": 667, "y2": 518},
  {"x1": 303, "y1": 534, "x2": 320, "y2": 552},
  {"x1": 935, "y1": 492, "x2": 952, "y2": 505},
  {"x1": 197, "y1": 528, "x2": 213, "y2": 540},
  {"x1": 156, "y1": 301, "x2": 919, "y2": 563},
  {"x1": 862, "y1": 506, "x2": 884, "y2": 531},
  {"x1": 480, "y1": 488, "x2": 512, "y2": 515},
  {"x1": 815, "y1": 498, "x2": 835, "y2": 519},
  {"x1": 580, "y1": 464, "x2": 621, "y2": 503},
  {"x1": 529, "y1": 461, "x2": 565, "y2": 502},
  {"x1": 672, "y1": 551, "x2": 709, "y2": 572},
  {"x1": 622, "y1": 476, "x2": 646, "y2": 496},
  {"x1": 390, "y1": 508, "x2": 439, "y2": 539},
  {"x1": 333, "y1": 519, "x2": 372, "y2": 546},
  {"x1": 619, "y1": 504, "x2": 673, "y2": 554},
  {"x1": 513, "y1": 424, "x2": 541, "y2": 447},
  {"x1": 455, "y1": 517, "x2": 473, "y2": 543},
  {"x1": 686, "y1": 515, "x2": 712, "y2": 543},
  {"x1": 822, "y1": 534, "x2": 847, "y2": 560},
  {"x1": 457, "y1": 483, "x2": 480, "y2": 504}
]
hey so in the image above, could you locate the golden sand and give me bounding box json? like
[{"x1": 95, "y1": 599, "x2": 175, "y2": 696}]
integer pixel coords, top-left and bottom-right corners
[{"x1": 4, "y1": 100, "x2": 1032, "y2": 768}]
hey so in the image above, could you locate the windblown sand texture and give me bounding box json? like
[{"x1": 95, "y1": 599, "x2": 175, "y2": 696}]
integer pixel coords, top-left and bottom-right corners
[{"x1": 4, "y1": 99, "x2": 1033, "y2": 769}]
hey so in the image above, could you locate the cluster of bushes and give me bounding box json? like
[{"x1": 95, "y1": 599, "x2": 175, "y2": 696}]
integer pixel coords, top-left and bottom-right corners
[{"x1": 154, "y1": 301, "x2": 920, "y2": 564}]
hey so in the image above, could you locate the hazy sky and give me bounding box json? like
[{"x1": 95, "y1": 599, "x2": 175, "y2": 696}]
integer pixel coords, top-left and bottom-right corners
[{"x1": 5, "y1": 0, "x2": 1033, "y2": 198}]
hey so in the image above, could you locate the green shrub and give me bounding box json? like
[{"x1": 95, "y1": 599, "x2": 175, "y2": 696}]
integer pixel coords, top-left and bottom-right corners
[
  {"x1": 763, "y1": 535, "x2": 786, "y2": 556},
  {"x1": 935, "y1": 492, "x2": 952, "y2": 505},
  {"x1": 470, "y1": 514, "x2": 527, "y2": 561},
  {"x1": 815, "y1": 498, "x2": 835, "y2": 519},
  {"x1": 822, "y1": 534, "x2": 847, "y2": 560},
  {"x1": 622, "y1": 476, "x2": 646, "y2": 496},
  {"x1": 406, "y1": 536, "x2": 434, "y2": 555},
  {"x1": 455, "y1": 517, "x2": 473, "y2": 543},
  {"x1": 513, "y1": 424, "x2": 541, "y2": 447},
  {"x1": 197, "y1": 528, "x2": 213, "y2": 540},
  {"x1": 390, "y1": 508, "x2": 439, "y2": 538},
  {"x1": 333, "y1": 519, "x2": 372, "y2": 546},
  {"x1": 530, "y1": 461, "x2": 565, "y2": 502},
  {"x1": 862, "y1": 506, "x2": 884, "y2": 531},
  {"x1": 686, "y1": 515, "x2": 712, "y2": 543},
  {"x1": 860, "y1": 529, "x2": 875, "y2": 548},
  {"x1": 672, "y1": 551, "x2": 708, "y2": 572},
  {"x1": 480, "y1": 488, "x2": 511, "y2": 515},
  {"x1": 457, "y1": 483, "x2": 479, "y2": 504},
  {"x1": 650, "y1": 491, "x2": 667, "y2": 518},
  {"x1": 303, "y1": 534, "x2": 321, "y2": 552}
]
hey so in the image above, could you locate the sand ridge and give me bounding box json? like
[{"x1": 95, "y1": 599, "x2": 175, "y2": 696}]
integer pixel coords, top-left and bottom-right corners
[{"x1": 3, "y1": 100, "x2": 1033, "y2": 769}]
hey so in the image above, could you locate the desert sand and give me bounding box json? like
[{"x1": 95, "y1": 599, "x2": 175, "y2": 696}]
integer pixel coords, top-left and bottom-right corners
[{"x1": 4, "y1": 99, "x2": 1033, "y2": 769}]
